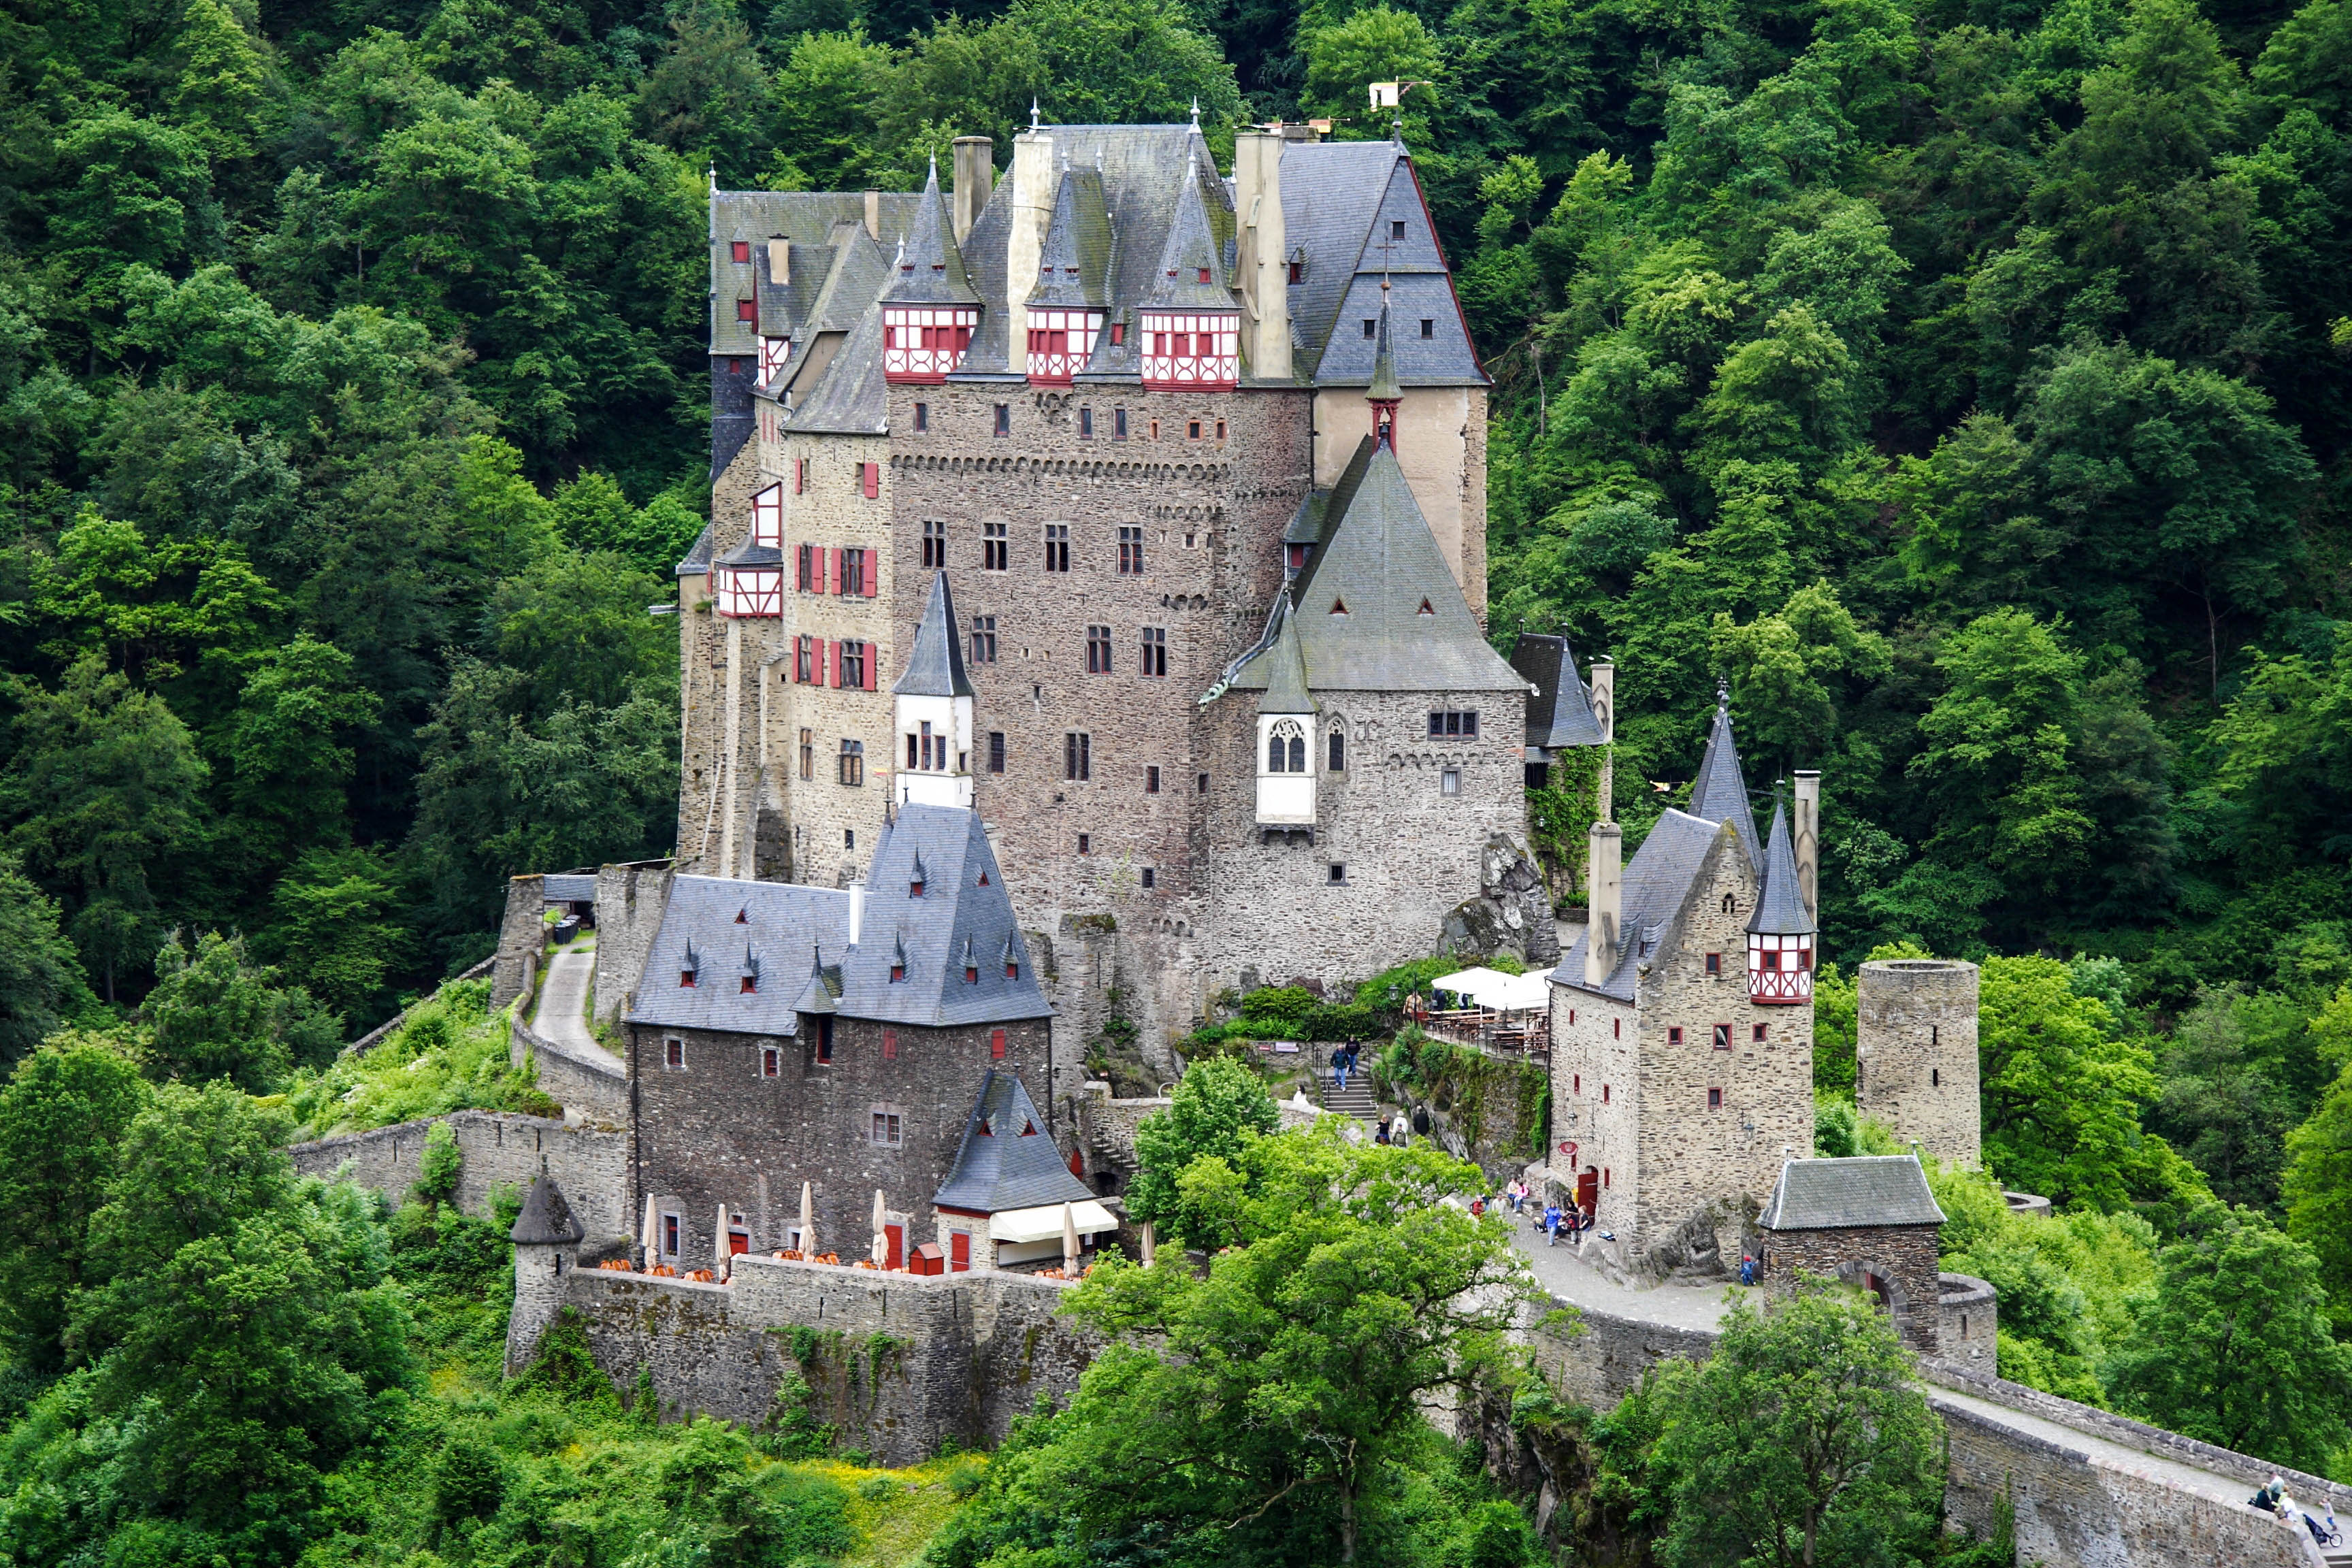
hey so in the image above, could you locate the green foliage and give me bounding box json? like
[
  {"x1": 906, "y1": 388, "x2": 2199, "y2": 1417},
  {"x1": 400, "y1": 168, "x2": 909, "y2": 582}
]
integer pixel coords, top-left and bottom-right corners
[
  {"x1": 141, "y1": 928, "x2": 342, "y2": 1092},
  {"x1": 285, "y1": 979, "x2": 557, "y2": 1139},
  {"x1": 2284, "y1": 987, "x2": 2352, "y2": 1324},
  {"x1": 1649, "y1": 1280, "x2": 1947, "y2": 1568},
  {"x1": 1125, "y1": 1055, "x2": 1279, "y2": 1243},
  {"x1": 934, "y1": 1125, "x2": 1544, "y2": 1566},
  {"x1": 2106, "y1": 1204, "x2": 2352, "y2": 1471},
  {"x1": 416, "y1": 1120, "x2": 463, "y2": 1209}
]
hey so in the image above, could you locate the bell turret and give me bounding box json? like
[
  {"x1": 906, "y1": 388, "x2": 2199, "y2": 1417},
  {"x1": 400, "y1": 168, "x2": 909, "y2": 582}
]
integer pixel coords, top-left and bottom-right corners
[
  {"x1": 892, "y1": 572, "x2": 974, "y2": 808},
  {"x1": 1747, "y1": 791, "x2": 1816, "y2": 1004}
]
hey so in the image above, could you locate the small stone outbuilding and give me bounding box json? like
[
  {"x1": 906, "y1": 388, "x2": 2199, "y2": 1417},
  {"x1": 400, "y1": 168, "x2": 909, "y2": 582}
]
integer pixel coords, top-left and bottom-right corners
[{"x1": 1755, "y1": 1154, "x2": 1946, "y2": 1354}]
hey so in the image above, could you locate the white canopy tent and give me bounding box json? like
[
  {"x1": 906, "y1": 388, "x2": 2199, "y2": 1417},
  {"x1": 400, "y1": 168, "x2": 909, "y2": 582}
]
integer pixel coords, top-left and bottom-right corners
[
  {"x1": 1430, "y1": 967, "x2": 1549, "y2": 1011},
  {"x1": 988, "y1": 1200, "x2": 1120, "y2": 1244}
]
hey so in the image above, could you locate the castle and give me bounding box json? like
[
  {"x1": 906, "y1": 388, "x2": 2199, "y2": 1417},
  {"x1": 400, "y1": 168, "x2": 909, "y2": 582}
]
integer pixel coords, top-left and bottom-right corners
[{"x1": 680, "y1": 119, "x2": 1527, "y2": 1060}]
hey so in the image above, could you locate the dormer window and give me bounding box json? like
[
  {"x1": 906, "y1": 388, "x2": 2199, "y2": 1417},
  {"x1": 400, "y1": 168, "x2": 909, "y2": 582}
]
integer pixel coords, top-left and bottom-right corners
[
  {"x1": 882, "y1": 306, "x2": 977, "y2": 383},
  {"x1": 1418, "y1": 599, "x2": 1435, "y2": 616},
  {"x1": 1330, "y1": 598, "x2": 1348, "y2": 616},
  {"x1": 740, "y1": 975, "x2": 756, "y2": 994},
  {"x1": 1139, "y1": 311, "x2": 1237, "y2": 390},
  {"x1": 734, "y1": 908, "x2": 748, "y2": 924},
  {"x1": 891, "y1": 962, "x2": 906, "y2": 982},
  {"x1": 910, "y1": 877, "x2": 925, "y2": 898},
  {"x1": 1196, "y1": 267, "x2": 1211, "y2": 283},
  {"x1": 680, "y1": 968, "x2": 697, "y2": 987}
]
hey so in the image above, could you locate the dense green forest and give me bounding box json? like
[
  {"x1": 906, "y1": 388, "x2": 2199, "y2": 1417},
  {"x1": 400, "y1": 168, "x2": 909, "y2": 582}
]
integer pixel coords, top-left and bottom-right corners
[{"x1": 7, "y1": 0, "x2": 2352, "y2": 1551}]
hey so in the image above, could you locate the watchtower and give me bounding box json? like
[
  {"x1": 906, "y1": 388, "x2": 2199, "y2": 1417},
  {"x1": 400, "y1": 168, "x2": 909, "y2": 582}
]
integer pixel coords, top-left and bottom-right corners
[
  {"x1": 506, "y1": 1174, "x2": 587, "y2": 1376},
  {"x1": 1855, "y1": 959, "x2": 1980, "y2": 1168}
]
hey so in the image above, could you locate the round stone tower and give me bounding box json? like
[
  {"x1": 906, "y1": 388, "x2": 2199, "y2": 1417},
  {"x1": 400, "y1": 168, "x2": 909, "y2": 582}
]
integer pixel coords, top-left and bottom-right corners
[
  {"x1": 1856, "y1": 959, "x2": 1980, "y2": 1168},
  {"x1": 506, "y1": 1173, "x2": 586, "y2": 1377}
]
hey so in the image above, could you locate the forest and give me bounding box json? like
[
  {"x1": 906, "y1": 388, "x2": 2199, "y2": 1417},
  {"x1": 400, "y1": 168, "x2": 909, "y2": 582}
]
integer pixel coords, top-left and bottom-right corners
[{"x1": 4, "y1": 0, "x2": 2352, "y2": 1555}]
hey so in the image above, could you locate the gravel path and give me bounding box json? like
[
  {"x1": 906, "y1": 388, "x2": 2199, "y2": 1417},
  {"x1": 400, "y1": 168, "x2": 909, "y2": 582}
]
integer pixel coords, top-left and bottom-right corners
[{"x1": 533, "y1": 946, "x2": 621, "y2": 1068}]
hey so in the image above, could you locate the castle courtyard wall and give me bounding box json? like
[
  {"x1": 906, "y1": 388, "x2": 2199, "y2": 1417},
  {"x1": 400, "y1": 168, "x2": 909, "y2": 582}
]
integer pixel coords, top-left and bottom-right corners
[{"x1": 288, "y1": 1110, "x2": 630, "y2": 1239}]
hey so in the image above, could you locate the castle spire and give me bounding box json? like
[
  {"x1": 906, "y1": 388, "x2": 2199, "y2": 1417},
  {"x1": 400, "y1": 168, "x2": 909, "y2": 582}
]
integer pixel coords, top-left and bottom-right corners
[
  {"x1": 1687, "y1": 683, "x2": 1760, "y2": 870},
  {"x1": 1367, "y1": 291, "x2": 1401, "y2": 449}
]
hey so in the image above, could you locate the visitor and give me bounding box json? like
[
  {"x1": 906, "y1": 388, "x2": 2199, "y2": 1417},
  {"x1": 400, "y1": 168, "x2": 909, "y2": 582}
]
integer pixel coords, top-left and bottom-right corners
[
  {"x1": 1543, "y1": 1201, "x2": 1563, "y2": 1245},
  {"x1": 1375, "y1": 1116, "x2": 1391, "y2": 1145},
  {"x1": 1335, "y1": 1047, "x2": 1354, "y2": 1094},
  {"x1": 1470, "y1": 1195, "x2": 1485, "y2": 1218},
  {"x1": 1738, "y1": 1254, "x2": 1758, "y2": 1286},
  {"x1": 2252, "y1": 1477, "x2": 2285, "y2": 1516}
]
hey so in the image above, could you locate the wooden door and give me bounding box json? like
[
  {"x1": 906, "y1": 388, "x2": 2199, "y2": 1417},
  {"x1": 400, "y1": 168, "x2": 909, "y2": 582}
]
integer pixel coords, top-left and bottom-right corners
[
  {"x1": 949, "y1": 1230, "x2": 970, "y2": 1272},
  {"x1": 885, "y1": 1223, "x2": 904, "y2": 1271}
]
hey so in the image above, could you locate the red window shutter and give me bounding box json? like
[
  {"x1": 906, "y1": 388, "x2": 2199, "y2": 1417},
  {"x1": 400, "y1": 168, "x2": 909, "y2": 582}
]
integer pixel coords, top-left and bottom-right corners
[
  {"x1": 830, "y1": 639, "x2": 842, "y2": 687},
  {"x1": 830, "y1": 547, "x2": 843, "y2": 595},
  {"x1": 862, "y1": 462, "x2": 879, "y2": 500},
  {"x1": 862, "y1": 553, "x2": 878, "y2": 598},
  {"x1": 864, "y1": 644, "x2": 877, "y2": 690},
  {"x1": 991, "y1": 1029, "x2": 1007, "y2": 1059}
]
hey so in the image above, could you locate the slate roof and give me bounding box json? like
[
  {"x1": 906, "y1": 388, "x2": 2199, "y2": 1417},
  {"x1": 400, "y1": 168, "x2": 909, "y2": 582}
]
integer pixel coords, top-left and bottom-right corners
[
  {"x1": 1687, "y1": 694, "x2": 1761, "y2": 872},
  {"x1": 542, "y1": 874, "x2": 597, "y2": 903},
  {"x1": 894, "y1": 572, "x2": 973, "y2": 698},
  {"x1": 1226, "y1": 442, "x2": 1524, "y2": 693},
  {"x1": 1513, "y1": 635, "x2": 1607, "y2": 750},
  {"x1": 1143, "y1": 160, "x2": 1241, "y2": 310},
  {"x1": 785, "y1": 299, "x2": 890, "y2": 435},
  {"x1": 756, "y1": 239, "x2": 831, "y2": 344},
  {"x1": 1748, "y1": 798, "x2": 1815, "y2": 936},
  {"x1": 676, "y1": 522, "x2": 713, "y2": 578},
  {"x1": 709, "y1": 191, "x2": 919, "y2": 357},
  {"x1": 879, "y1": 157, "x2": 980, "y2": 306},
  {"x1": 1029, "y1": 168, "x2": 1113, "y2": 309},
  {"x1": 932, "y1": 1068, "x2": 1095, "y2": 1215},
  {"x1": 1256, "y1": 596, "x2": 1315, "y2": 715},
  {"x1": 626, "y1": 806, "x2": 1051, "y2": 1035},
  {"x1": 512, "y1": 1175, "x2": 586, "y2": 1244},
  {"x1": 1550, "y1": 810, "x2": 1733, "y2": 1001},
  {"x1": 1367, "y1": 296, "x2": 1402, "y2": 403},
  {"x1": 1758, "y1": 1156, "x2": 1946, "y2": 1230}
]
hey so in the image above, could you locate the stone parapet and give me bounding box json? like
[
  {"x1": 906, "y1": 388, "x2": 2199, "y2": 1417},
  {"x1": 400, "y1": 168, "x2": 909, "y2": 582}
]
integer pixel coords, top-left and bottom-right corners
[
  {"x1": 512, "y1": 1015, "x2": 629, "y2": 1128},
  {"x1": 289, "y1": 1109, "x2": 629, "y2": 1239}
]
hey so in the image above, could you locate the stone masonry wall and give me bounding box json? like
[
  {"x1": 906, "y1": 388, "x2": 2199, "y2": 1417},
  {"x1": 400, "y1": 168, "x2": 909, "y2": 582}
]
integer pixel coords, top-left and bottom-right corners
[
  {"x1": 492, "y1": 875, "x2": 547, "y2": 1011},
  {"x1": 593, "y1": 860, "x2": 674, "y2": 1024},
  {"x1": 1756, "y1": 1220, "x2": 1943, "y2": 1354},
  {"x1": 1198, "y1": 687, "x2": 1526, "y2": 999},
  {"x1": 1940, "y1": 1271, "x2": 1997, "y2": 1369},
  {"x1": 514, "y1": 1017, "x2": 630, "y2": 1128},
  {"x1": 557, "y1": 1254, "x2": 1095, "y2": 1463},
  {"x1": 289, "y1": 1110, "x2": 630, "y2": 1239},
  {"x1": 1857, "y1": 959, "x2": 1981, "y2": 1169},
  {"x1": 626, "y1": 1015, "x2": 1055, "y2": 1271},
  {"x1": 1546, "y1": 983, "x2": 1639, "y2": 1224}
]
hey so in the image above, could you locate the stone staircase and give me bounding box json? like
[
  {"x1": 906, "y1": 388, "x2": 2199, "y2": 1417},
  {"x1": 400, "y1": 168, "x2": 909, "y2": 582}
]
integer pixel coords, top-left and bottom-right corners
[
  {"x1": 2318, "y1": 1540, "x2": 2351, "y2": 1568},
  {"x1": 1320, "y1": 1070, "x2": 1377, "y2": 1123}
]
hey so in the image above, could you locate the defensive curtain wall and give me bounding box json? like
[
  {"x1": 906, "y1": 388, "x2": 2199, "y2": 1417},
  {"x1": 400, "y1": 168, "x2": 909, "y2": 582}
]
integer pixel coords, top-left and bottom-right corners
[
  {"x1": 544, "y1": 1254, "x2": 1094, "y2": 1465},
  {"x1": 1516, "y1": 1290, "x2": 2352, "y2": 1568},
  {"x1": 287, "y1": 1109, "x2": 630, "y2": 1241}
]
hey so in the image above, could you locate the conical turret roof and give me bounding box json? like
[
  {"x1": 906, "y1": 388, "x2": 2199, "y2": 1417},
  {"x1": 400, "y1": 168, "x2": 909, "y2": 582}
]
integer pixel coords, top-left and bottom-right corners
[
  {"x1": 1748, "y1": 796, "x2": 1815, "y2": 935},
  {"x1": 512, "y1": 1175, "x2": 585, "y2": 1245},
  {"x1": 1028, "y1": 168, "x2": 1112, "y2": 310},
  {"x1": 879, "y1": 155, "x2": 979, "y2": 306},
  {"x1": 893, "y1": 572, "x2": 972, "y2": 698},
  {"x1": 1257, "y1": 595, "x2": 1316, "y2": 715},
  {"x1": 1143, "y1": 164, "x2": 1237, "y2": 310},
  {"x1": 1687, "y1": 685, "x2": 1760, "y2": 870}
]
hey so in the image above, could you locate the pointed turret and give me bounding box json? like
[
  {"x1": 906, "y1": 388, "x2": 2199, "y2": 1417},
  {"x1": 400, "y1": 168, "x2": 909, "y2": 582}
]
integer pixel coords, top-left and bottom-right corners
[
  {"x1": 881, "y1": 154, "x2": 979, "y2": 306},
  {"x1": 1139, "y1": 161, "x2": 1239, "y2": 389},
  {"x1": 1367, "y1": 294, "x2": 1401, "y2": 448},
  {"x1": 1028, "y1": 169, "x2": 1111, "y2": 310},
  {"x1": 1687, "y1": 681, "x2": 1761, "y2": 870},
  {"x1": 894, "y1": 571, "x2": 975, "y2": 810},
  {"x1": 1256, "y1": 596, "x2": 1314, "y2": 717},
  {"x1": 1748, "y1": 791, "x2": 1817, "y2": 1004}
]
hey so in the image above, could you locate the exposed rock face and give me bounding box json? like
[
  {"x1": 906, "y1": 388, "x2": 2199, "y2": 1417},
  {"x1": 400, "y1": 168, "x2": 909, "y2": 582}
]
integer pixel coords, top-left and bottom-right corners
[{"x1": 1437, "y1": 833, "x2": 1558, "y2": 968}]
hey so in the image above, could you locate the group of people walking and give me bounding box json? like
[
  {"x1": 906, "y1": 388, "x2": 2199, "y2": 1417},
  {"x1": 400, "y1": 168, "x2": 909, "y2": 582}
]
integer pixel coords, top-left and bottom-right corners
[{"x1": 2251, "y1": 1475, "x2": 2342, "y2": 1546}]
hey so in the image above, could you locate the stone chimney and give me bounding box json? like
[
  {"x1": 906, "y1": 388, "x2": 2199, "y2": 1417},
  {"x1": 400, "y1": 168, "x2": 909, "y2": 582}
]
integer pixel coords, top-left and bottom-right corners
[
  {"x1": 863, "y1": 189, "x2": 880, "y2": 240},
  {"x1": 952, "y1": 136, "x2": 992, "y2": 244},
  {"x1": 766, "y1": 235, "x2": 787, "y2": 285},
  {"x1": 1232, "y1": 131, "x2": 1291, "y2": 382},
  {"x1": 1007, "y1": 129, "x2": 1056, "y2": 317},
  {"x1": 1588, "y1": 656, "x2": 1615, "y2": 821},
  {"x1": 848, "y1": 881, "x2": 866, "y2": 947},
  {"x1": 1584, "y1": 821, "x2": 1621, "y2": 987},
  {"x1": 1792, "y1": 769, "x2": 1820, "y2": 924}
]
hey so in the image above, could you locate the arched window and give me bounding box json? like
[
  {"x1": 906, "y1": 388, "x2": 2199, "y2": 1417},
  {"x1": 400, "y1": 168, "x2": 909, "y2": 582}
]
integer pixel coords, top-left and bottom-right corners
[
  {"x1": 1328, "y1": 729, "x2": 1346, "y2": 771},
  {"x1": 1288, "y1": 733, "x2": 1306, "y2": 772},
  {"x1": 1266, "y1": 719, "x2": 1306, "y2": 774},
  {"x1": 1267, "y1": 732, "x2": 1286, "y2": 772}
]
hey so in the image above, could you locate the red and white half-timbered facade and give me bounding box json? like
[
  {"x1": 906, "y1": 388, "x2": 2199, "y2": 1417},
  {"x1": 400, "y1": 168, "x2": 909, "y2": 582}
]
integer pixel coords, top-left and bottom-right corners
[
  {"x1": 1025, "y1": 308, "x2": 1103, "y2": 384},
  {"x1": 883, "y1": 306, "x2": 977, "y2": 383},
  {"x1": 1139, "y1": 310, "x2": 1239, "y2": 389}
]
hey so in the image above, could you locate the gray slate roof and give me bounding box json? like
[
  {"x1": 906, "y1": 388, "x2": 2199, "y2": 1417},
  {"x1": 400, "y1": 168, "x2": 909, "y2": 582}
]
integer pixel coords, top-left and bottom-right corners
[
  {"x1": 1748, "y1": 798, "x2": 1815, "y2": 936},
  {"x1": 1030, "y1": 168, "x2": 1113, "y2": 309},
  {"x1": 710, "y1": 191, "x2": 919, "y2": 357},
  {"x1": 1688, "y1": 696, "x2": 1761, "y2": 872},
  {"x1": 676, "y1": 522, "x2": 714, "y2": 578},
  {"x1": 1513, "y1": 636, "x2": 1606, "y2": 750},
  {"x1": 1144, "y1": 161, "x2": 1241, "y2": 310},
  {"x1": 787, "y1": 299, "x2": 890, "y2": 435},
  {"x1": 880, "y1": 158, "x2": 980, "y2": 306},
  {"x1": 1228, "y1": 442, "x2": 1524, "y2": 693},
  {"x1": 542, "y1": 874, "x2": 597, "y2": 902},
  {"x1": 1758, "y1": 1156, "x2": 1946, "y2": 1230},
  {"x1": 932, "y1": 1068, "x2": 1095, "y2": 1215},
  {"x1": 512, "y1": 1175, "x2": 586, "y2": 1244},
  {"x1": 1550, "y1": 810, "x2": 1735, "y2": 1000},
  {"x1": 1256, "y1": 597, "x2": 1315, "y2": 715},
  {"x1": 757, "y1": 239, "x2": 831, "y2": 343},
  {"x1": 626, "y1": 806, "x2": 1050, "y2": 1035},
  {"x1": 894, "y1": 572, "x2": 973, "y2": 698}
]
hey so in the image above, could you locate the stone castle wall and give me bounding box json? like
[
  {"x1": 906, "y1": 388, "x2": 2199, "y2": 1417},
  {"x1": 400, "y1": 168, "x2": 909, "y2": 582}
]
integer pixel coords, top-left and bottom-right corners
[
  {"x1": 1198, "y1": 687, "x2": 1526, "y2": 1000},
  {"x1": 623, "y1": 1015, "x2": 1055, "y2": 1272},
  {"x1": 1857, "y1": 959, "x2": 1981, "y2": 1168},
  {"x1": 592, "y1": 860, "x2": 674, "y2": 1024},
  {"x1": 492, "y1": 875, "x2": 548, "y2": 1011},
  {"x1": 1756, "y1": 1221, "x2": 1943, "y2": 1354},
  {"x1": 555, "y1": 1254, "x2": 1096, "y2": 1464},
  {"x1": 514, "y1": 1016, "x2": 629, "y2": 1128},
  {"x1": 289, "y1": 1110, "x2": 630, "y2": 1240}
]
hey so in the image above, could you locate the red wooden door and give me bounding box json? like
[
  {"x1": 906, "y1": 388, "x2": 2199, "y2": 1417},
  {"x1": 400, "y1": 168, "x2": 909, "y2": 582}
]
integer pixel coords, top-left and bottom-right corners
[
  {"x1": 949, "y1": 1230, "x2": 970, "y2": 1272},
  {"x1": 1576, "y1": 1170, "x2": 1599, "y2": 1215},
  {"x1": 728, "y1": 1231, "x2": 749, "y2": 1255},
  {"x1": 885, "y1": 1223, "x2": 904, "y2": 1271}
]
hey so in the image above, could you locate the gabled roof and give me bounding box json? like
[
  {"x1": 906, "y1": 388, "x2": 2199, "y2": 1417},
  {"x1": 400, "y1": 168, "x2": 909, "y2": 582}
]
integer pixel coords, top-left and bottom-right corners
[
  {"x1": 880, "y1": 157, "x2": 980, "y2": 306},
  {"x1": 785, "y1": 299, "x2": 889, "y2": 435},
  {"x1": 894, "y1": 572, "x2": 973, "y2": 698},
  {"x1": 1550, "y1": 811, "x2": 1742, "y2": 1001},
  {"x1": 676, "y1": 521, "x2": 713, "y2": 578},
  {"x1": 1143, "y1": 157, "x2": 1240, "y2": 311},
  {"x1": 1688, "y1": 692, "x2": 1761, "y2": 872},
  {"x1": 624, "y1": 806, "x2": 1049, "y2": 1035},
  {"x1": 1228, "y1": 442, "x2": 1523, "y2": 693},
  {"x1": 709, "y1": 191, "x2": 919, "y2": 357},
  {"x1": 512, "y1": 1174, "x2": 586, "y2": 1244},
  {"x1": 1512, "y1": 635, "x2": 1607, "y2": 749},
  {"x1": 1758, "y1": 1156, "x2": 1945, "y2": 1230},
  {"x1": 1029, "y1": 168, "x2": 1113, "y2": 310},
  {"x1": 933, "y1": 1069, "x2": 1094, "y2": 1215},
  {"x1": 1748, "y1": 798, "x2": 1815, "y2": 936},
  {"x1": 757, "y1": 240, "x2": 832, "y2": 342}
]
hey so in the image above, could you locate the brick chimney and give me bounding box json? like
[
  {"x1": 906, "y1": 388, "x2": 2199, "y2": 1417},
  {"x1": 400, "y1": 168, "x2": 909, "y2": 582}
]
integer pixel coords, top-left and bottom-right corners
[{"x1": 1584, "y1": 822, "x2": 1621, "y2": 987}]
